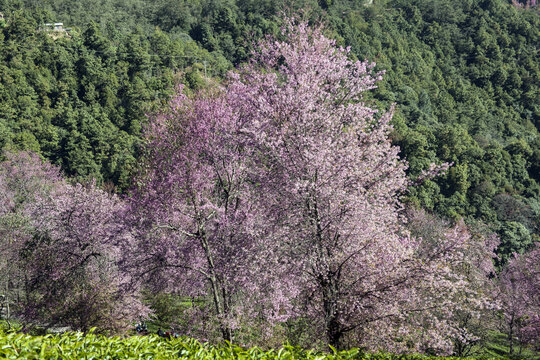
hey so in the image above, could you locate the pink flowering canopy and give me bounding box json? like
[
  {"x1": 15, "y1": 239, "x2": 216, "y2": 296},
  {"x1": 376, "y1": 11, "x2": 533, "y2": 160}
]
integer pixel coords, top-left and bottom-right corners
[
  {"x1": 0, "y1": 151, "x2": 144, "y2": 332},
  {"x1": 498, "y1": 244, "x2": 540, "y2": 351},
  {"x1": 224, "y1": 19, "x2": 497, "y2": 353},
  {"x1": 126, "y1": 85, "x2": 268, "y2": 341},
  {"x1": 126, "y1": 18, "x2": 499, "y2": 353},
  {"x1": 228, "y1": 19, "x2": 413, "y2": 346},
  {"x1": 0, "y1": 151, "x2": 65, "y2": 328}
]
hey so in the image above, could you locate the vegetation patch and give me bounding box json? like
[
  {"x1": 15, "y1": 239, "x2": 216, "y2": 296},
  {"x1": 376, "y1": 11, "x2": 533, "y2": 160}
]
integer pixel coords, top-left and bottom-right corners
[{"x1": 0, "y1": 330, "x2": 507, "y2": 360}]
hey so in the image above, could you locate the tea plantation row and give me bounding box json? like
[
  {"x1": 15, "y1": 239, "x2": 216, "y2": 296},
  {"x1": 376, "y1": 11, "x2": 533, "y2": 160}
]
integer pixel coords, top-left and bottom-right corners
[{"x1": 0, "y1": 330, "x2": 505, "y2": 360}]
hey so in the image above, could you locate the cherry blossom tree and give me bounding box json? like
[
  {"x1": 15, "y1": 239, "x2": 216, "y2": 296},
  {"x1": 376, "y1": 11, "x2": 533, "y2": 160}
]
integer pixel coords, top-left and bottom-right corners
[
  {"x1": 22, "y1": 181, "x2": 146, "y2": 332},
  {"x1": 125, "y1": 87, "x2": 269, "y2": 341},
  {"x1": 0, "y1": 151, "x2": 144, "y2": 332},
  {"x1": 223, "y1": 19, "x2": 498, "y2": 352},
  {"x1": 0, "y1": 152, "x2": 63, "y2": 328},
  {"x1": 405, "y1": 209, "x2": 499, "y2": 356},
  {"x1": 228, "y1": 20, "x2": 411, "y2": 350},
  {"x1": 498, "y1": 244, "x2": 540, "y2": 354}
]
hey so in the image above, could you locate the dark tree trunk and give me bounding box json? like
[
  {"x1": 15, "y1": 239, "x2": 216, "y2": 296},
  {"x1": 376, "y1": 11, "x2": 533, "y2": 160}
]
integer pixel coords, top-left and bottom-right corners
[
  {"x1": 322, "y1": 277, "x2": 343, "y2": 350},
  {"x1": 199, "y1": 228, "x2": 232, "y2": 343},
  {"x1": 327, "y1": 315, "x2": 343, "y2": 349}
]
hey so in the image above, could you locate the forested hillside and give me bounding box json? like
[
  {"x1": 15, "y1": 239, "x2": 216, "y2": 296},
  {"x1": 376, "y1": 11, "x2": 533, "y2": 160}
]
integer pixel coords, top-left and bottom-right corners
[
  {"x1": 0, "y1": 0, "x2": 538, "y2": 260},
  {"x1": 0, "y1": 4, "x2": 230, "y2": 190}
]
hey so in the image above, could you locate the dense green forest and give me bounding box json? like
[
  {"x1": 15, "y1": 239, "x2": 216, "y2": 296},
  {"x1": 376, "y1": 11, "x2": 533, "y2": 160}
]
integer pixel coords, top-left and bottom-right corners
[{"x1": 0, "y1": 0, "x2": 538, "y2": 261}]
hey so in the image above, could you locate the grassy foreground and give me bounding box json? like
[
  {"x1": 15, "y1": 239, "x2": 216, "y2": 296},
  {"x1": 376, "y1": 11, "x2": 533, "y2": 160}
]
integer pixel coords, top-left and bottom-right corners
[{"x1": 0, "y1": 330, "x2": 507, "y2": 360}]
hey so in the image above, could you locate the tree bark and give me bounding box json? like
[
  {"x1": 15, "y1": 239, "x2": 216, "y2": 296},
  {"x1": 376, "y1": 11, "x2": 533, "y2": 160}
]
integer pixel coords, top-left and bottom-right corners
[
  {"x1": 199, "y1": 226, "x2": 232, "y2": 342},
  {"x1": 322, "y1": 278, "x2": 343, "y2": 349}
]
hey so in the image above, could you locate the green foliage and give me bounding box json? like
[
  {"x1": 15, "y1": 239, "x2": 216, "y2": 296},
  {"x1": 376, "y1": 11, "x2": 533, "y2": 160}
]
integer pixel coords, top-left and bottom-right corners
[
  {"x1": 143, "y1": 292, "x2": 194, "y2": 331},
  {"x1": 483, "y1": 331, "x2": 540, "y2": 360},
  {"x1": 0, "y1": 330, "x2": 509, "y2": 359},
  {"x1": 0, "y1": 0, "x2": 538, "y2": 255},
  {"x1": 0, "y1": 7, "x2": 228, "y2": 192},
  {"x1": 496, "y1": 221, "x2": 534, "y2": 267}
]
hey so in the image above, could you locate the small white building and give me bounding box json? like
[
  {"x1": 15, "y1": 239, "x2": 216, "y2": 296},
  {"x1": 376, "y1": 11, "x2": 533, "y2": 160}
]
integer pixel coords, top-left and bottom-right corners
[{"x1": 41, "y1": 23, "x2": 65, "y2": 32}]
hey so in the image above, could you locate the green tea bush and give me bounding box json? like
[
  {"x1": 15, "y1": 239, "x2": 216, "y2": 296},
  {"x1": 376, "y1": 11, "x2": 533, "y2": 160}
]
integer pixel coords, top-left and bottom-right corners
[{"x1": 0, "y1": 330, "x2": 506, "y2": 360}]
